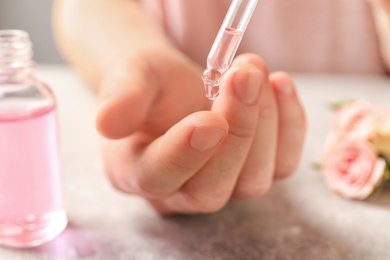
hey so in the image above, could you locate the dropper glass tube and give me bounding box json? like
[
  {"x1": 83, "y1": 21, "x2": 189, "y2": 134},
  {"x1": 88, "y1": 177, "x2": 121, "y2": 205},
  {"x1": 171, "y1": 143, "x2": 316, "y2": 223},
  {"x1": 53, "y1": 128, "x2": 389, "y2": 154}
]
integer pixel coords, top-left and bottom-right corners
[{"x1": 202, "y1": 0, "x2": 259, "y2": 100}]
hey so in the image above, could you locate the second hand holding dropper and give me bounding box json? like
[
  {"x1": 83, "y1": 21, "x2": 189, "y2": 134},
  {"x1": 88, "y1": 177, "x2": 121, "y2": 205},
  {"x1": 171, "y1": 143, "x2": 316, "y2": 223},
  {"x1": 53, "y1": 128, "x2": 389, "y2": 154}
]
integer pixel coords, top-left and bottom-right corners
[{"x1": 202, "y1": 0, "x2": 259, "y2": 100}]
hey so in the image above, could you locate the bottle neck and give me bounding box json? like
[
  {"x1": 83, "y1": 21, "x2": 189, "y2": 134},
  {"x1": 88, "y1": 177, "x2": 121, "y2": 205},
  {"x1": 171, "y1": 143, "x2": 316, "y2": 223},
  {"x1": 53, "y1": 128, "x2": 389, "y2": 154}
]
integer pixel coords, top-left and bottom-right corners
[{"x1": 0, "y1": 30, "x2": 34, "y2": 84}]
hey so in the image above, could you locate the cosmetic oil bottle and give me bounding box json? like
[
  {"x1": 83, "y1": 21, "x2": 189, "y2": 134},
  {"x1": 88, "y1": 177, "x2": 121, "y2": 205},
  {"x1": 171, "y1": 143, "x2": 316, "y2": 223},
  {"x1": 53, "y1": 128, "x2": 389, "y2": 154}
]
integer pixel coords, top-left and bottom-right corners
[{"x1": 0, "y1": 30, "x2": 67, "y2": 248}]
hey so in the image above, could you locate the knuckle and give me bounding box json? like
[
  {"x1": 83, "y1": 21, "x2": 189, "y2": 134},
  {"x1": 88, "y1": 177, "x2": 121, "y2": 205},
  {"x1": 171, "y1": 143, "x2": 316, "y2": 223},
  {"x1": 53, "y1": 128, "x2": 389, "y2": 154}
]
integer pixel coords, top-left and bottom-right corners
[
  {"x1": 136, "y1": 155, "x2": 195, "y2": 198},
  {"x1": 280, "y1": 114, "x2": 307, "y2": 147},
  {"x1": 102, "y1": 51, "x2": 157, "y2": 90},
  {"x1": 183, "y1": 192, "x2": 228, "y2": 213},
  {"x1": 241, "y1": 182, "x2": 271, "y2": 198},
  {"x1": 286, "y1": 111, "x2": 307, "y2": 130},
  {"x1": 228, "y1": 122, "x2": 256, "y2": 139},
  {"x1": 235, "y1": 179, "x2": 272, "y2": 199},
  {"x1": 102, "y1": 155, "x2": 133, "y2": 194},
  {"x1": 275, "y1": 163, "x2": 298, "y2": 179},
  {"x1": 106, "y1": 171, "x2": 129, "y2": 194},
  {"x1": 135, "y1": 174, "x2": 172, "y2": 198},
  {"x1": 165, "y1": 153, "x2": 196, "y2": 172},
  {"x1": 258, "y1": 103, "x2": 277, "y2": 120}
]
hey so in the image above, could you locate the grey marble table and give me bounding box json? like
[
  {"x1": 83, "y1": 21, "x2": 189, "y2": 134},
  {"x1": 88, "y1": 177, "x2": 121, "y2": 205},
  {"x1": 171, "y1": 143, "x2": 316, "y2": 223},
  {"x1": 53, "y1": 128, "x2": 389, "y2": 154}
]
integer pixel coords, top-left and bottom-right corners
[{"x1": 2, "y1": 65, "x2": 390, "y2": 260}]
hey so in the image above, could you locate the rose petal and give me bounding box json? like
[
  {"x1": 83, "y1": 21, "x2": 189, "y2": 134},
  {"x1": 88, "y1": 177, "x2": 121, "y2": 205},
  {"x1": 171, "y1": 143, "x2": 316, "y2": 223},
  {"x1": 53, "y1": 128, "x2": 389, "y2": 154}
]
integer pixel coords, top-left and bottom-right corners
[
  {"x1": 322, "y1": 141, "x2": 385, "y2": 199},
  {"x1": 323, "y1": 101, "x2": 379, "y2": 157}
]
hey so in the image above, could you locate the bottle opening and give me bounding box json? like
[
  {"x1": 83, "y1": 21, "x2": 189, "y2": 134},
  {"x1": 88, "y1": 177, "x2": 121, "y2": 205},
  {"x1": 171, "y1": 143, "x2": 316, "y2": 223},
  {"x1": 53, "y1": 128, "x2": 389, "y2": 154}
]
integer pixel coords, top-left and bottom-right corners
[
  {"x1": 0, "y1": 30, "x2": 34, "y2": 82},
  {"x1": 0, "y1": 30, "x2": 29, "y2": 39}
]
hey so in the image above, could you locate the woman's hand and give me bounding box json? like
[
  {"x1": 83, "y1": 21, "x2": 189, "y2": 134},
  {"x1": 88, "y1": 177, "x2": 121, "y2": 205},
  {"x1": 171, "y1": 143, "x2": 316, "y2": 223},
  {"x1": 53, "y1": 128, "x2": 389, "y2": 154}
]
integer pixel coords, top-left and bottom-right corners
[
  {"x1": 53, "y1": 0, "x2": 307, "y2": 215},
  {"x1": 97, "y1": 50, "x2": 306, "y2": 215}
]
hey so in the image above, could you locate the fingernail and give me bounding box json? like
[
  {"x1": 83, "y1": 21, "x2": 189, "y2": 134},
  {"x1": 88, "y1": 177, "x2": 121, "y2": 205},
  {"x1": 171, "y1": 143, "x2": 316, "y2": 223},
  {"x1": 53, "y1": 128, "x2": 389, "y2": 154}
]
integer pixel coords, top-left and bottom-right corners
[
  {"x1": 232, "y1": 56, "x2": 252, "y2": 67},
  {"x1": 276, "y1": 83, "x2": 294, "y2": 96},
  {"x1": 190, "y1": 127, "x2": 225, "y2": 152},
  {"x1": 233, "y1": 68, "x2": 262, "y2": 105}
]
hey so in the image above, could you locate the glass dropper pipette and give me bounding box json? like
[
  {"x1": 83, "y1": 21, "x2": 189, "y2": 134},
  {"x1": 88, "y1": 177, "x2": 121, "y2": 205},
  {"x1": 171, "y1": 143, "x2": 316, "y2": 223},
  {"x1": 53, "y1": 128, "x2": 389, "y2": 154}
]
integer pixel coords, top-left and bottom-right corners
[{"x1": 202, "y1": 0, "x2": 259, "y2": 100}]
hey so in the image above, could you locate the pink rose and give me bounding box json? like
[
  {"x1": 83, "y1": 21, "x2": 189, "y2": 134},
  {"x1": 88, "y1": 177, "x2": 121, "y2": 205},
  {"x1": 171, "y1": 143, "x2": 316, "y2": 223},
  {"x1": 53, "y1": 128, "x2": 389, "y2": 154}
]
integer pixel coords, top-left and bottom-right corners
[
  {"x1": 322, "y1": 140, "x2": 386, "y2": 199},
  {"x1": 323, "y1": 101, "x2": 379, "y2": 156}
]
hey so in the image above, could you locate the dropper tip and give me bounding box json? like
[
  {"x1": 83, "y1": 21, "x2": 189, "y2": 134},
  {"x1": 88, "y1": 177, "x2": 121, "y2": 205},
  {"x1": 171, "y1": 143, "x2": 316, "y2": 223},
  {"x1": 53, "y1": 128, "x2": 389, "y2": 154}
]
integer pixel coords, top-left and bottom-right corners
[
  {"x1": 204, "y1": 81, "x2": 220, "y2": 100},
  {"x1": 202, "y1": 68, "x2": 221, "y2": 100}
]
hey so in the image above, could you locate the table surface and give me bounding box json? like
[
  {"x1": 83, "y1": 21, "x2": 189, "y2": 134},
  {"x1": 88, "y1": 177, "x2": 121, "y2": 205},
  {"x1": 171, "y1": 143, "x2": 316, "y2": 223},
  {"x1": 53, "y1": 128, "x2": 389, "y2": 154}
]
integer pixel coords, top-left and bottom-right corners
[{"x1": 1, "y1": 65, "x2": 390, "y2": 260}]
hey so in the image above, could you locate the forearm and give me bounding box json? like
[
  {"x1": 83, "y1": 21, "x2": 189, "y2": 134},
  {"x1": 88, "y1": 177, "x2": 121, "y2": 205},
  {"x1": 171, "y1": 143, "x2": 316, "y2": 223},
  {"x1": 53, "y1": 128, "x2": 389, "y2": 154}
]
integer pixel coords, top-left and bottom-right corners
[
  {"x1": 53, "y1": 0, "x2": 173, "y2": 86},
  {"x1": 370, "y1": 0, "x2": 390, "y2": 72}
]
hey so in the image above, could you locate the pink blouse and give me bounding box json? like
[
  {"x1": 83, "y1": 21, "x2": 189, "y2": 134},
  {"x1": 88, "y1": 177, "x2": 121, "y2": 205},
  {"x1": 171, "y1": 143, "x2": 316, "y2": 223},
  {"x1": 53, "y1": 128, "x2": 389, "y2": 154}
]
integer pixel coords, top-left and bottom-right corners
[{"x1": 140, "y1": 0, "x2": 387, "y2": 75}]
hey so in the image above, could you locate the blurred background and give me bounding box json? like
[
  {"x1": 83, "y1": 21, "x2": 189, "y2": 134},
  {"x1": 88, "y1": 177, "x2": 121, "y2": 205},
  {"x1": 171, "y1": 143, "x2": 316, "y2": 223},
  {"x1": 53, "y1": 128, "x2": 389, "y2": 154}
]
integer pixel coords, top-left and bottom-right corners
[{"x1": 0, "y1": 0, "x2": 64, "y2": 64}]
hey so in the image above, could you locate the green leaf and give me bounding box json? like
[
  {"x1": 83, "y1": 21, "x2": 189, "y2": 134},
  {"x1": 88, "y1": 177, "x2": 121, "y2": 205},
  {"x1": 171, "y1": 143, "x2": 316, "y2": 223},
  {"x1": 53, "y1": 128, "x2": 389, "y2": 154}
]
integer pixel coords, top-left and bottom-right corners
[
  {"x1": 328, "y1": 99, "x2": 355, "y2": 111},
  {"x1": 311, "y1": 162, "x2": 322, "y2": 171}
]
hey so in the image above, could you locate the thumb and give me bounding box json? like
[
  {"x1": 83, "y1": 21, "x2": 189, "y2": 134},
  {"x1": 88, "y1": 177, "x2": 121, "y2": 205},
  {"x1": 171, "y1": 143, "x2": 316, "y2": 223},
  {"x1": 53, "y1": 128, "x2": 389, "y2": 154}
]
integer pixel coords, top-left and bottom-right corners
[{"x1": 96, "y1": 59, "x2": 158, "y2": 139}]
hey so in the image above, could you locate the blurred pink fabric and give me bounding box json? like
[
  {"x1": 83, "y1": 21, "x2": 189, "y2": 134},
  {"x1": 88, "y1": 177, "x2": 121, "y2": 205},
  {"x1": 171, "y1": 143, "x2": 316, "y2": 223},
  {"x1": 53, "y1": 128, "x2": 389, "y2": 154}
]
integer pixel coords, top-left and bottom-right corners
[{"x1": 140, "y1": 0, "x2": 387, "y2": 75}]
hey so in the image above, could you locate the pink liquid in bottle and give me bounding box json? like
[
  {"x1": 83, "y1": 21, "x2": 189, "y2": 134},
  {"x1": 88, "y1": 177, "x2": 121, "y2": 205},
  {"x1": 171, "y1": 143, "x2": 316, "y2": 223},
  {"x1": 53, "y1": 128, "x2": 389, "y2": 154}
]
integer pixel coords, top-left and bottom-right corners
[
  {"x1": 0, "y1": 30, "x2": 67, "y2": 248},
  {"x1": 0, "y1": 108, "x2": 67, "y2": 247},
  {"x1": 203, "y1": 28, "x2": 244, "y2": 100}
]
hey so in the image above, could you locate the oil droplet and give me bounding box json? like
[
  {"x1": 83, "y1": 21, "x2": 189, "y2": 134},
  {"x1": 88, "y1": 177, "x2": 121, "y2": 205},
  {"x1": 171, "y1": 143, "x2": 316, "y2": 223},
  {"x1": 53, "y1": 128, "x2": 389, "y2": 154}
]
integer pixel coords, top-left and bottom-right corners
[
  {"x1": 204, "y1": 82, "x2": 219, "y2": 100},
  {"x1": 202, "y1": 68, "x2": 221, "y2": 100}
]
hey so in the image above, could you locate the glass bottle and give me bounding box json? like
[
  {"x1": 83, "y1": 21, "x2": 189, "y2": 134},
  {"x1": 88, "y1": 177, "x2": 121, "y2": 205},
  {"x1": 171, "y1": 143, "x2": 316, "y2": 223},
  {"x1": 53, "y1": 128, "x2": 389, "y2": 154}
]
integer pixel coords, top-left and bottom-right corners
[{"x1": 0, "y1": 30, "x2": 67, "y2": 247}]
